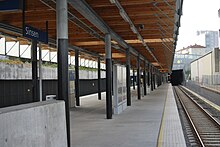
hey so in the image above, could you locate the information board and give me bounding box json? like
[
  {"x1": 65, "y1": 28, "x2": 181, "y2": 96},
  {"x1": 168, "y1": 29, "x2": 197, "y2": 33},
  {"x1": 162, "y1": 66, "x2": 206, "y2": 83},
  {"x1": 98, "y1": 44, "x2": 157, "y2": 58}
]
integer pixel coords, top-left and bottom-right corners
[{"x1": 113, "y1": 64, "x2": 127, "y2": 114}]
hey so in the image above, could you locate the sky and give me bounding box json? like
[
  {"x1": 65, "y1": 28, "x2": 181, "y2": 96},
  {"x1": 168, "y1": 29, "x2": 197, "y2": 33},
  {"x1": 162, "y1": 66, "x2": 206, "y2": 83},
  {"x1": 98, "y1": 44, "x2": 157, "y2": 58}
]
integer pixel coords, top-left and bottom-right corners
[{"x1": 176, "y1": 0, "x2": 220, "y2": 50}]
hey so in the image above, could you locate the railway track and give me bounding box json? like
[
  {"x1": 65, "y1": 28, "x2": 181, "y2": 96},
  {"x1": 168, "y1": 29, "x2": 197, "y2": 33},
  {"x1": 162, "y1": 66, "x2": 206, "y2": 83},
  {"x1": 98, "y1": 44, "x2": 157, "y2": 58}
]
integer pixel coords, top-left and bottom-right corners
[{"x1": 173, "y1": 86, "x2": 220, "y2": 147}]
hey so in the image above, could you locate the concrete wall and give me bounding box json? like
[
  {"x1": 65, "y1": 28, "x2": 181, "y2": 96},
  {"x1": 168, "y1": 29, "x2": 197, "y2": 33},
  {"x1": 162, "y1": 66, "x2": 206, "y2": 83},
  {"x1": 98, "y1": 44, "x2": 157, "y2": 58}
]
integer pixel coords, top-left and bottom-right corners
[
  {"x1": 0, "y1": 62, "x2": 105, "y2": 79},
  {"x1": 0, "y1": 62, "x2": 57, "y2": 79},
  {"x1": 79, "y1": 70, "x2": 105, "y2": 79},
  {"x1": 0, "y1": 100, "x2": 67, "y2": 147}
]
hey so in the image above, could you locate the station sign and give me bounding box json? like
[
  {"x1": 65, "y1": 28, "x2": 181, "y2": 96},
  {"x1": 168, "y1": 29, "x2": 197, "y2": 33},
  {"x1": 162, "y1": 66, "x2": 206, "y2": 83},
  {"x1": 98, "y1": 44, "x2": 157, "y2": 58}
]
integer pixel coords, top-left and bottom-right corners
[
  {"x1": 0, "y1": 0, "x2": 22, "y2": 12},
  {"x1": 23, "y1": 25, "x2": 48, "y2": 44}
]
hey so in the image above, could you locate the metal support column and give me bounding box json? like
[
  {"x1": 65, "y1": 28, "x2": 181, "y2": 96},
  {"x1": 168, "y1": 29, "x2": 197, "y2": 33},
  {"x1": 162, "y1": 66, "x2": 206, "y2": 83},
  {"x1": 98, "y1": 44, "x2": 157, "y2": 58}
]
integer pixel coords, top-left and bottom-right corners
[
  {"x1": 159, "y1": 74, "x2": 161, "y2": 86},
  {"x1": 31, "y1": 40, "x2": 38, "y2": 102},
  {"x1": 133, "y1": 69, "x2": 135, "y2": 90},
  {"x1": 157, "y1": 73, "x2": 159, "y2": 87},
  {"x1": 75, "y1": 49, "x2": 80, "y2": 106},
  {"x1": 151, "y1": 67, "x2": 154, "y2": 91},
  {"x1": 56, "y1": 0, "x2": 70, "y2": 146},
  {"x1": 147, "y1": 64, "x2": 150, "y2": 87},
  {"x1": 126, "y1": 48, "x2": 131, "y2": 106},
  {"x1": 4, "y1": 39, "x2": 6, "y2": 55},
  {"x1": 18, "y1": 41, "x2": 21, "y2": 58},
  {"x1": 158, "y1": 72, "x2": 160, "y2": 86},
  {"x1": 49, "y1": 50, "x2": 51, "y2": 63},
  {"x1": 137, "y1": 55, "x2": 141, "y2": 100},
  {"x1": 105, "y1": 33, "x2": 112, "y2": 119},
  {"x1": 39, "y1": 43, "x2": 42, "y2": 101},
  {"x1": 143, "y1": 61, "x2": 147, "y2": 95},
  {"x1": 153, "y1": 70, "x2": 156, "y2": 89},
  {"x1": 98, "y1": 57, "x2": 101, "y2": 100}
]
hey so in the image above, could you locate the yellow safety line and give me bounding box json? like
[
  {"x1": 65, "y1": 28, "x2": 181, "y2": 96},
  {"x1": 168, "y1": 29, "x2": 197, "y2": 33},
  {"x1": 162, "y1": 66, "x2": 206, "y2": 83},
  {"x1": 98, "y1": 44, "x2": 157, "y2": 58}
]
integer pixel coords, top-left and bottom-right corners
[{"x1": 157, "y1": 86, "x2": 169, "y2": 147}]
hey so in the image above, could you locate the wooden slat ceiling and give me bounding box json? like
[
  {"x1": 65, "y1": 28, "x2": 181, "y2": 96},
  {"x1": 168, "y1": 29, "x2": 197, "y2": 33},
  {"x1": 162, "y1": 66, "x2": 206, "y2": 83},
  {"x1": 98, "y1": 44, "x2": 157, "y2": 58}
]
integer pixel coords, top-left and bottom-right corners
[{"x1": 0, "y1": 0, "x2": 179, "y2": 72}]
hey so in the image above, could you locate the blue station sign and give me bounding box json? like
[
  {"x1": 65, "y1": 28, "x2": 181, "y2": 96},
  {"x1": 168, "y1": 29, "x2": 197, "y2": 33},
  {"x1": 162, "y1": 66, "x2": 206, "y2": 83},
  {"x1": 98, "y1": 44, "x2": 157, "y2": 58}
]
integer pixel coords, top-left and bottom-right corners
[
  {"x1": 0, "y1": 0, "x2": 22, "y2": 11},
  {"x1": 23, "y1": 25, "x2": 48, "y2": 44}
]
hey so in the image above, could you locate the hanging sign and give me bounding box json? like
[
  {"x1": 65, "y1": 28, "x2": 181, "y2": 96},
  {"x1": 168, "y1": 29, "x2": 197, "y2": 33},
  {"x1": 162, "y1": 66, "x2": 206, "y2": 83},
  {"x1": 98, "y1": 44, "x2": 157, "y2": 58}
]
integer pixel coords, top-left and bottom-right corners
[{"x1": 23, "y1": 25, "x2": 48, "y2": 44}]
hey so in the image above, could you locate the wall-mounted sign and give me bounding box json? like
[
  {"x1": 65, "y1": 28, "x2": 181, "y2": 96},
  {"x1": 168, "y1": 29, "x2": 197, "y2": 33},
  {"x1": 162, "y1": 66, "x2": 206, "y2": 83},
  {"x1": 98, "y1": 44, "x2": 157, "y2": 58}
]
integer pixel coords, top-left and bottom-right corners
[
  {"x1": 23, "y1": 25, "x2": 48, "y2": 44},
  {"x1": 0, "y1": 0, "x2": 22, "y2": 12}
]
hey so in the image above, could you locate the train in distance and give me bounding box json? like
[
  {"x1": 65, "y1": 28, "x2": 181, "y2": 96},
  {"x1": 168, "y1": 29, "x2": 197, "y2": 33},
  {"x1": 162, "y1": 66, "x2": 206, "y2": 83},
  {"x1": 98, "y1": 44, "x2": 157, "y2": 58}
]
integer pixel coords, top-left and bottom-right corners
[{"x1": 170, "y1": 69, "x2": 185, "y2": 86}]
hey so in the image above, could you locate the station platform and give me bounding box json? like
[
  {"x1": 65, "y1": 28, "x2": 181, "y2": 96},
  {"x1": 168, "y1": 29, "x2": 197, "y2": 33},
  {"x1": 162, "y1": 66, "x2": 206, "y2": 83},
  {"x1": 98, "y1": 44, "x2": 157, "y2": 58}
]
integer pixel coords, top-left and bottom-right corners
[
  {"x1": 70, "y1": 84, "x2": 186, "y2": 147},
  {"x1": 186, "y1": 81, "x2": 220, "y2": 106},
  {"x1": 200, "y1": 84, "x2": 220, "y2": 94}
]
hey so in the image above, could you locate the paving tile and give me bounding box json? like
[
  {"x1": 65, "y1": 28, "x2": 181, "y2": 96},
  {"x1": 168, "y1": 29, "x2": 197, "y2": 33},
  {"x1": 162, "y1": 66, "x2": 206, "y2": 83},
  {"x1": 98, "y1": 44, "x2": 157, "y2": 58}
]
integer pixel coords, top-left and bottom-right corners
[{"x1": 70, "y1": 84, "x2": 173, "y2": 147}]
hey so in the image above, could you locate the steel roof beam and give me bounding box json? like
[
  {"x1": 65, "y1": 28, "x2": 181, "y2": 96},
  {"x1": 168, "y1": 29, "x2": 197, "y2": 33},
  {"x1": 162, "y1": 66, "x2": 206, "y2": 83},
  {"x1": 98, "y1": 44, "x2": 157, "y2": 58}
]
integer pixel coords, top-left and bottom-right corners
[
  {"x1": 162, "y1": 0, "x2": 177, "y2": 13},
  {"x1": 40, "y1": 0, "x2": 125, "y2": 54},
  {"x1": 109, "y1": 0, "x2": 162, "y2": 69},
  {"x1": 153, "y1": 3, "x2": 175, "y2": 25},
  {"x1": 68, "y1": 0, "x2": 148, "y2": 62},
  {"x1": 0, "y1": 23, "x2": 127, "y2": 65}
]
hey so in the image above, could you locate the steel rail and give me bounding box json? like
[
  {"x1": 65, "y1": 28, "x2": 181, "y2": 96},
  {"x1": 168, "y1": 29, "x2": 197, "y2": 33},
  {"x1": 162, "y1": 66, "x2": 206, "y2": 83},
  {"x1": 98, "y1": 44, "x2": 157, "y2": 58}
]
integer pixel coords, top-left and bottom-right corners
[
  {"x1": 180, "y1": 86, "x2": 220, "y2": 127},
  {"x1": 174, "y1": 86, "x2": 205, "y2": 147},
  {"x1": 175, "y1": 86, "x2": 220, "y2": 146}
]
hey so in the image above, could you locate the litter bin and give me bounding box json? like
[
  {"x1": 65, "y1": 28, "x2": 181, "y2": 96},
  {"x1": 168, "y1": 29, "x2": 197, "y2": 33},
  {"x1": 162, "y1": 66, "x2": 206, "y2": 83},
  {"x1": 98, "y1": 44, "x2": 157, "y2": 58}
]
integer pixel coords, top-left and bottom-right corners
[{"x1": 46, "y1": 95, "x2": 56, "y2": 101}]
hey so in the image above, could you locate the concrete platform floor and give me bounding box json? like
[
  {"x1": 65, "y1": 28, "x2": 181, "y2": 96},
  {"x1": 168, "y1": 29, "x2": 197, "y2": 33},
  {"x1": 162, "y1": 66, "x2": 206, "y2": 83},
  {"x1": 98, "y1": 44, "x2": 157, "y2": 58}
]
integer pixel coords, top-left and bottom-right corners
[
  {"x1": 70, "y1": 84, "x2": 174, "y2": 147},
  {"x1": 158, "y1": 85, "x2": 186, "y2": 147}
]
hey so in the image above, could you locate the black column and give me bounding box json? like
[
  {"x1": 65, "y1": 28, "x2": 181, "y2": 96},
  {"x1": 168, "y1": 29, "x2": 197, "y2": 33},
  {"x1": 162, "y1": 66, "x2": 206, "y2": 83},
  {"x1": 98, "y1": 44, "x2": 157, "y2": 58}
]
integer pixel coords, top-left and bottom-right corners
[
  {"x1": 153, "y1": 69, "x2": 156, "y2": 90},
  {"x1": 57, "y1": 39, "x2": 70, "y2": 146},
  {"x1": 158, "y1": 72, "x2": 159, "y2": 87},
  {"x1": 156, "y1": 74, "x2": 159, "y2": 87},
  {"x1": 75, "y1": 49, "x2": 80, "y2": 106},
  {"x1": 157, "y1": 73, "x2": 159, "y2": 87},
  {"x1": 157, "y1": 75, "x2": 159, "y2": 87},
  {"x1": 151, "y1": 67, "x2": 154, "y2": 91},
  {"x1": 143, "y1": 61, "x2": 147, "y2": 95},
  {"x1": 147, "y1": 64, "x2": 150, "y2": 87},
  {"x1": 126, "y1": 48, "x2": 131, "y2": 106},
  {"x1": 105, "y1": 33, "x2": 112, "y2": 119},
  {"x1": 133, "y1": 68, "x2": 135, "y2": 90},
  {"x1": 159, "y1": 74, "x2": 161, "y2": 86},
  {"x1": 57, "y1": 40, "x2": 69, "y2": 101},
  {"x1": 56, "y1": 1, "x2": 70, "y2": 146},
  {"x1": 137, "y1": 55, "x2": 141, "y2": 100},
  {"x1": 98, "y1": 57, "x2": 101, "y2": 100},
  {"x1": 31, "y1": 40, "x2": 39, "y2": 102}
]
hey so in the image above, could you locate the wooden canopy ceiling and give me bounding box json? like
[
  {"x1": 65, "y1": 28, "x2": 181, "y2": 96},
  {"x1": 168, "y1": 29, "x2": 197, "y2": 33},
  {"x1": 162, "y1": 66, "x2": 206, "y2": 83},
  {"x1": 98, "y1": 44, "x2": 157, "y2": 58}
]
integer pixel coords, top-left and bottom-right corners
[{"x1": 0, "y1": 0, "x2": 182, "y2": 72}]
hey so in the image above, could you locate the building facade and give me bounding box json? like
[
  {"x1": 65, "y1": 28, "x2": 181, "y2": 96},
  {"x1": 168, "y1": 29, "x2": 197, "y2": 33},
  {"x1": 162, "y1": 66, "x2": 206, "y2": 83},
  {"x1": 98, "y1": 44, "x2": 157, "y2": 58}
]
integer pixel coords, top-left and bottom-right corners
[
  {"x1": 197, "y1": 30, "x2": 219, "y2": 49},
  {"x1": 191, "y1": 48, "x2": 220, "y2": 85}
]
